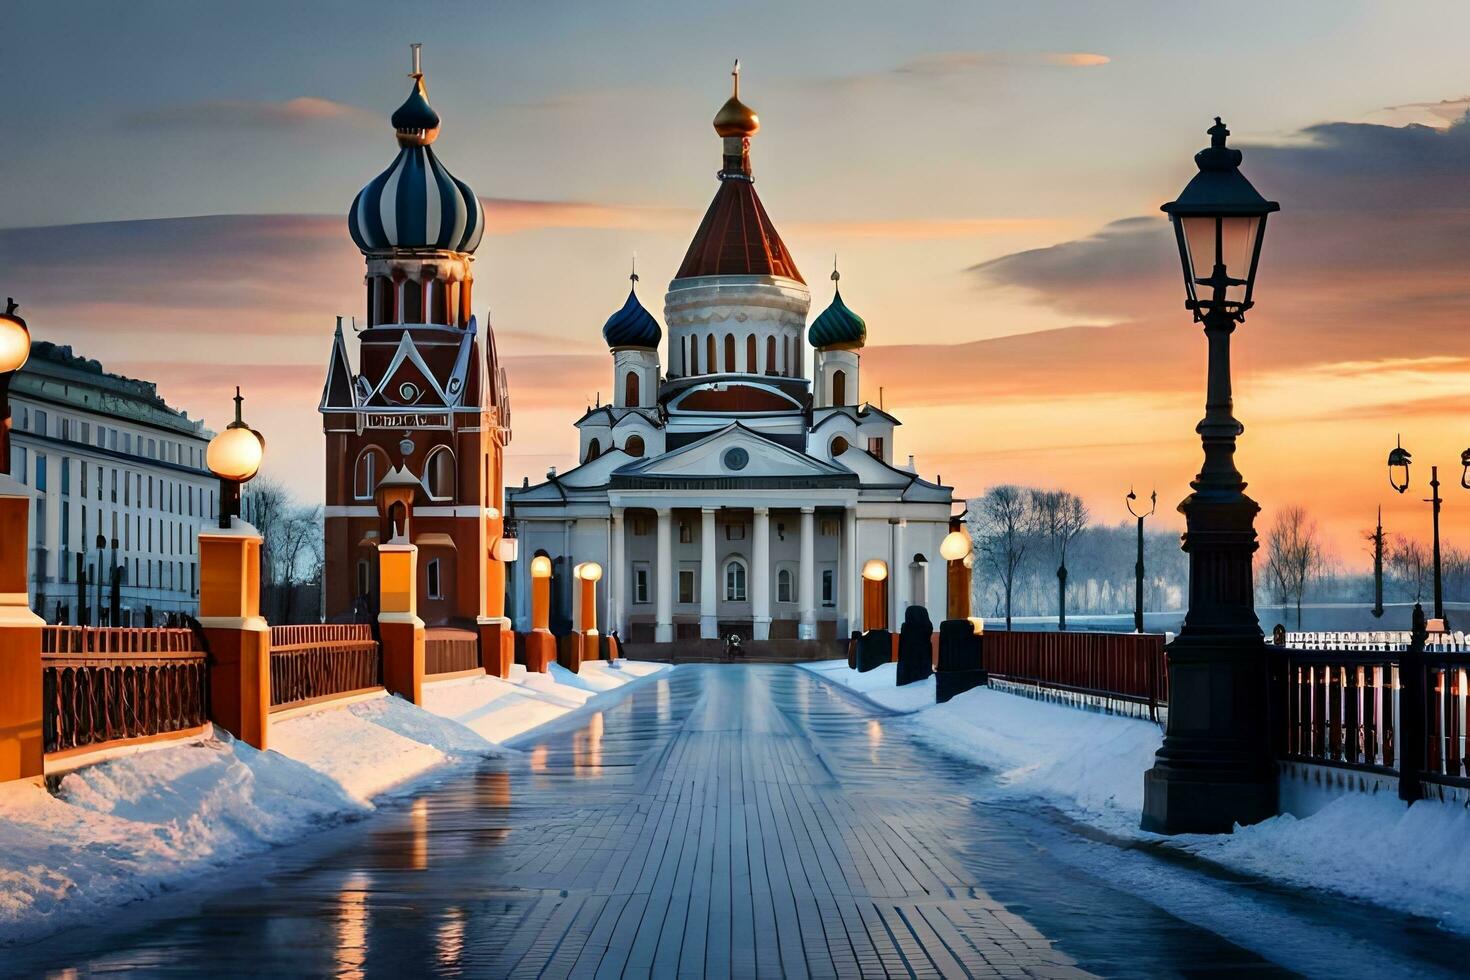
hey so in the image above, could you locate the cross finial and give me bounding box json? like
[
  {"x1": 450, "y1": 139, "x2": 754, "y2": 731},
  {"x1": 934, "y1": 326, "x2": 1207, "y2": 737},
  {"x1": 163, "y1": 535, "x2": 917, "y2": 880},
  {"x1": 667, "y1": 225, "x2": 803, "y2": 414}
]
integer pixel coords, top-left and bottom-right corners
[
  {"x1": 410, "y1": 42, "x2": 423, "y2": 78},
  {"x1": 630, "y1": 251, "x2": 639, "y2": 285},
  {"x1": 232, "y1": 386, "x2": 244, "y2": 425},
  {"x1": 732, "y1": 58, "x2": 740, "y2": 98},
  {"x1": 4, "y1": 298, "x2": 15, "y2": 316},
  {"x1": 831, "y1": 253, "x2": 840, "y2": 283}
]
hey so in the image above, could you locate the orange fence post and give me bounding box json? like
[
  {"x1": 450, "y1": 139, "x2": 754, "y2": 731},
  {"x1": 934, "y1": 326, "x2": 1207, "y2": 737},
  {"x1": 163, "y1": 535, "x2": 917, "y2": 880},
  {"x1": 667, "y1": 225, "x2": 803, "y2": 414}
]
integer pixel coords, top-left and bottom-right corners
[
  {"x1": 378, "y1": 538, "x2": 425, "y2": 704},
  {"x1": 0, "y1": 482, "x2": 43, "y2": 782},
  {"x1": 524, "y1": 555, "x2": 555, "y2": 673},
  {"x1": 198, "y1": 524, "x2": 270, "y2": 750},
  {"x1": 573, "y1": 562, "x2": 603, "y2": 669}
]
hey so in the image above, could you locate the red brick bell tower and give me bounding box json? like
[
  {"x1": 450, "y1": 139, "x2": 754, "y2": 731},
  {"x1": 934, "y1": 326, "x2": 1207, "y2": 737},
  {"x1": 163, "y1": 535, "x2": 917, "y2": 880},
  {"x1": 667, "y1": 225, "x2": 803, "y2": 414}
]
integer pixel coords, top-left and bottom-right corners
[{"x1": 320, "y1": 46, "x2": 512, "y2": 634}]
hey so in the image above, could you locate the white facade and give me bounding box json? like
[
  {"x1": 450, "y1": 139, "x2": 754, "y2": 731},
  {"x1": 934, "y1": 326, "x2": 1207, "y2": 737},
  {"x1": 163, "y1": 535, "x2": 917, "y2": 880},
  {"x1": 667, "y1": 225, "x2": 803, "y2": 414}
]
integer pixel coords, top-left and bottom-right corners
[{"x1": 8, "y1": 342, "x2": 221, "y2": 624}]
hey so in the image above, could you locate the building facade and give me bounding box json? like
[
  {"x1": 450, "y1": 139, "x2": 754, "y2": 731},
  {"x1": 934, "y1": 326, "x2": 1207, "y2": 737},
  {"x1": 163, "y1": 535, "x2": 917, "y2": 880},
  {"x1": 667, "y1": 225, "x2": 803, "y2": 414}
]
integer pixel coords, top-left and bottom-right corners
[
  {"x1": 320, "y1": 50, "x2": 513, "y2": 630},
  {"x1": 507, "y1": 70, "x2": 954, "y2": 645},
  {"x1": 8, "y1": 341, "x2": 219, "y2": 624}
]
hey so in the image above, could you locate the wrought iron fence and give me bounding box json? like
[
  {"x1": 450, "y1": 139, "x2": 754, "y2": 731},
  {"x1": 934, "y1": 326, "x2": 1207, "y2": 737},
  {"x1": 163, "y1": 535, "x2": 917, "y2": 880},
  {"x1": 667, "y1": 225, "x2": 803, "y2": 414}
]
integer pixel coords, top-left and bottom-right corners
[
  {"x1": 269, "y1": 624, "x2": 381, "y2": 710},
  {"x1": 41, "y1": 627, "x2": 209, "y2": 754},
  {"x1": 426, "y1": 630, "x2": 480, "y2": 675},
  {"x1": 982, "y1": 630, "x2": 1169, "y2": 720}
]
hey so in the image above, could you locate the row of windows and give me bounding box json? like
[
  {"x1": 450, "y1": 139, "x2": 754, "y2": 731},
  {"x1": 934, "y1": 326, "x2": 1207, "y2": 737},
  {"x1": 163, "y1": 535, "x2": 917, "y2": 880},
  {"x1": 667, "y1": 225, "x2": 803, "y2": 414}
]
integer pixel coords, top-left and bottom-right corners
[
  {"x1": 584, "y1": 434, "x2": 644, "y2": 463},
  {"x1": 624, "y1": 515, "x2": 842, "y2": 539},
  {"x1": 629, "y1": 561, "x2": 836, "y2": 605},
  {"x1": 367, "y1": 275, "x2": 470, "y2": 328},
  {"x1": 682, "y1": 332, "x2": 800, "y2": 378},
  {"x1": 33, "y1": 498, "x2": 202, "y2": 562},
  {"x1": 12, "y1": 449, "x2": 215, "y2": 519},
  {"x1": 13, "y1": 404, "x2": 204, "y2": 469}
]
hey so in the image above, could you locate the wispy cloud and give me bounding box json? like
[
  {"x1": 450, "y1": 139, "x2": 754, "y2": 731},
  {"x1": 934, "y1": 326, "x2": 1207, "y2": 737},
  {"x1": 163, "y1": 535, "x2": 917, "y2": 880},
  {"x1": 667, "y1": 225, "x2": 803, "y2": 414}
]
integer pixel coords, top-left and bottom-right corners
[
  {"x1": 889, "y1": 50, "x2": 1111, "y2": 76},
  {"x1": 126, "y1": 96, "x2": 378, "y2": 132}
]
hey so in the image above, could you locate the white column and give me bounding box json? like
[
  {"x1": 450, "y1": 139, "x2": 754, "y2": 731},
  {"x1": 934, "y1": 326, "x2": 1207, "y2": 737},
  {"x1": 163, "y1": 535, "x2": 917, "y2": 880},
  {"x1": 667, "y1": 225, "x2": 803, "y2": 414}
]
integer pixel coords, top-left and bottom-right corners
[
  {"x1": 844, "y1": 506, "x2": 858, "y2": 637},
  {"x1": 699, "y1": 507, "x2": 717, "y2": 639},
  {"x1": 798, "y1": 506, "x2": 816, "y2": 640},
  {"x1": 655, "y1": 508, "x2": 673, "y2": 643},
  {"x1": 609, "y1": 508, "x2": 625, "y2": 638},
  {"x1": 752, "y1": 507, "x2": 771, "y2": 640},
  {"x1": 890, "y1": 518, "x2": 905, "y2": 631}
]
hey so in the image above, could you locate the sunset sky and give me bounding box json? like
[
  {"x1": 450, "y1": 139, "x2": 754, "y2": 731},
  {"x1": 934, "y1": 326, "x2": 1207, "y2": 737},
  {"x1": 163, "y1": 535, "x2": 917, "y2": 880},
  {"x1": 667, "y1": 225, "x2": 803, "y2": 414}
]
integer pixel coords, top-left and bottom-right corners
[{"x1": 7, "y1": 1, "x2": 1470, "y2": 566}]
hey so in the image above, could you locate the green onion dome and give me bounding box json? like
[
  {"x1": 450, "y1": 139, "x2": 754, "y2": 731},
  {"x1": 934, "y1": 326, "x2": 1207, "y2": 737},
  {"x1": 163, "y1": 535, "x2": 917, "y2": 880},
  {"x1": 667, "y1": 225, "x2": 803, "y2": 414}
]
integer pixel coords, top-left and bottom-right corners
[{"x1": 808, "y1": 274, "x2": 866, "y2": 350}]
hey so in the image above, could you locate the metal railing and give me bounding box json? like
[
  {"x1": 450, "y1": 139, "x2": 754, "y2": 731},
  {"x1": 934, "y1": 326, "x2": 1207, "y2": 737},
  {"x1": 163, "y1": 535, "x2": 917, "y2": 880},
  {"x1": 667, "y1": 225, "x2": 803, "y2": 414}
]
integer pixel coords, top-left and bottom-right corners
[
  {"x1": 425, "y1": 630, "x2": 480, "y2": 675},
  {"x1": 41, "y1": 627, "x2": 208, "y2": 754},
  {"x1": 982, "y1": 630, "x2": 1169, "y2": 720},
  {"x1": 269, "y1": 624, "x2": 380, "y2": 710}
]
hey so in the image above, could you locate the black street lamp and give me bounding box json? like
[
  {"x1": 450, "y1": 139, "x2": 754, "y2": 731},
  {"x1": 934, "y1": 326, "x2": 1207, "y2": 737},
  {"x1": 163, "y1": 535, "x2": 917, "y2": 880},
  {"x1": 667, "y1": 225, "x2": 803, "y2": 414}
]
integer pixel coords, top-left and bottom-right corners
[
  {"x1": 1387, "y1": 436, "x2": 1455, "y2": 626},
  {"x1": 1142, "y1": 118, "x2": 1280, "y2": 835},
  {"x1": 1126, "y1": 487, "x2": 1156, "y2": 633},
  {"x1": 206, "y1": 387, "x2": 265, "y2": 530},
  {"x1": 0, "y1": 299, "x2": 32, "y2": 476}
]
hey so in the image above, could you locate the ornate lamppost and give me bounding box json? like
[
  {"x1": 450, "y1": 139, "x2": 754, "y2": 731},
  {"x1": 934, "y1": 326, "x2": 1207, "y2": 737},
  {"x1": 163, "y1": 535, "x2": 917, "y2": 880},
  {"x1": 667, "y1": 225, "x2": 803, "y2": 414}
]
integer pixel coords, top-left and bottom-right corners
[
  {"x1": 206, "y1": 388, "x2": 265, "y2": 530},
  {"x1": 1142, "y1": 118, "x2": 1279, "y2": 835},
  {"x1": 0, "y1": 299, "x2": 31, "y2": 476},
  {"x1": 1126, "y1": 488, "x2": 1157, "y2": 633},
  {"x1": 1385, "y1": 435, "x2": 1467, "y2": 627}
]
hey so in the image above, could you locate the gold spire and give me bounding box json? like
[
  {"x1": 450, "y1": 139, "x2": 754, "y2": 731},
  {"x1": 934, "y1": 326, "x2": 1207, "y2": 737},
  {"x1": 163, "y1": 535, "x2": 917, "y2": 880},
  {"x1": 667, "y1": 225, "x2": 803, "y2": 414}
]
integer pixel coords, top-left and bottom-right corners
[{"x1": 713, "y1": 58, "x2": 759, "y2": 137}]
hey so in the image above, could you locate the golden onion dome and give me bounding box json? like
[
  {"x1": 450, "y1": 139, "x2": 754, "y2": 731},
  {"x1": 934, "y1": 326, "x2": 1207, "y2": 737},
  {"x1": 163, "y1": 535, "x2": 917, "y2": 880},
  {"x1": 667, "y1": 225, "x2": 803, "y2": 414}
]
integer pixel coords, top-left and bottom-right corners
[{"x1": 713, "y1": 60, "x2": 759, "y2": 137}]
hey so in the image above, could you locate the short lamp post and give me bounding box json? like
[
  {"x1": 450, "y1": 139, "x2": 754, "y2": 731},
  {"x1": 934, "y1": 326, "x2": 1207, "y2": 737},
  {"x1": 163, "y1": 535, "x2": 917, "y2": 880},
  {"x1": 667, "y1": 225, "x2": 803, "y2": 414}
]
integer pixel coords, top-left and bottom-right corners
[
  {"x1": 940, "y1": 528, "x2": 973, "y2": 622},
  {"x1": 1126, "y1": 488, "x2": 1157, "y2": 633},
  {"x1": 856, "y1": 558, "x2": 892, "y2": 673},
  {"x1": 575, "y1": 560, "x2": 603, "y2": 664},
  {"x1": 1142, "y1": 118, "x2": 1280, "y2": 835},
  {"x1": 1386, "y1": 435, "x2": 1463, "y2": 628},
  {"x1": 0, "y1": 299, "x2": 32, "y2": 476},
  {"x1": 525, "y1": 554, "x2": 555, "y2": 672},
  {"x1": 206, "y1": 387, "x2": 265, "y2": 529}
]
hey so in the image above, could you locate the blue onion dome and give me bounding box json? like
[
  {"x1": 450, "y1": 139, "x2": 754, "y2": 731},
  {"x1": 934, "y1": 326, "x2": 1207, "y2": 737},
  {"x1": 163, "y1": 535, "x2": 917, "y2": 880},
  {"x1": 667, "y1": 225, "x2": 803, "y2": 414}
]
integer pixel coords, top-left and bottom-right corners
[
  {"x1": 347, "y1": 63, "x2": 484, "y2": 255},
  {"x1": 808, "y1": 267, "x2": 867, "y2": 350},
  {"x1": 602, "y1": 271, "x2": 662, "y2": 349}
]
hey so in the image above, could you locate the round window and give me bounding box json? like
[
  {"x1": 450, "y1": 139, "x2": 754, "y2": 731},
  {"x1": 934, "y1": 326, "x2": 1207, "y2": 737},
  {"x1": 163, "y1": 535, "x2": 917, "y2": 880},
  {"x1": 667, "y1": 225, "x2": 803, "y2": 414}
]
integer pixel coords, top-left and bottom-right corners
[
  {"x1": 723, "y1": 447, "x2": 750, "y2": 471},
  {"x1": 398, "y1": 382, "x2": 420, "y2": 401}
]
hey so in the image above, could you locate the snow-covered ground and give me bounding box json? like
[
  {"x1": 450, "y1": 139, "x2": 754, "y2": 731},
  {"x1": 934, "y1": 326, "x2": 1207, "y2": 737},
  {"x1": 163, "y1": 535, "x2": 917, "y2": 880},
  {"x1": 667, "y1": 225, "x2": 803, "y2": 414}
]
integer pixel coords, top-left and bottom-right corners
[
  {"x1": 804, "y1": 659, "x2": 1470, "y2": 935},
  {"x1": 0, "y1": 660, "x2": 668, "y2": 946}
]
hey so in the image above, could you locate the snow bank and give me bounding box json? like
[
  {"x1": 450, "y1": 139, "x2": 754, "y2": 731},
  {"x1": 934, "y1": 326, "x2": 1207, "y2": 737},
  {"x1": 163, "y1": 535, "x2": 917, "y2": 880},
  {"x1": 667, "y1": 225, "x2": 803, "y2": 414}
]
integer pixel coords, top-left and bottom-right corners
[
  {"x1": 0, "y1": 659, "x2": 670, "y2": 946},
  {"x1": 804, "y1": 659, "x2": 1470, "y2": 932},
  {"x1": 802, "y1": 660, "x2": 937, "y2": 713}
]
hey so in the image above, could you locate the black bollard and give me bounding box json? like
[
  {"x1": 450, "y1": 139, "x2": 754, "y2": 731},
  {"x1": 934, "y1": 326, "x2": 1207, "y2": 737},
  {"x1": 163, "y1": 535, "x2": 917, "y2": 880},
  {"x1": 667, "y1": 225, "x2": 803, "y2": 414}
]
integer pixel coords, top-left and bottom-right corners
[
  {"x1": 847, "y1": 630, "x2": 860, "y2": 670},
  {"x1": 935, "y1": 619, "x2": 986, "y2": 703},
  {"x1": 897, "y1": 606, "x2": 934, "y2": 685},
  {"x1": 856, "y1": 630, "x2": 892, "y2": 672}
]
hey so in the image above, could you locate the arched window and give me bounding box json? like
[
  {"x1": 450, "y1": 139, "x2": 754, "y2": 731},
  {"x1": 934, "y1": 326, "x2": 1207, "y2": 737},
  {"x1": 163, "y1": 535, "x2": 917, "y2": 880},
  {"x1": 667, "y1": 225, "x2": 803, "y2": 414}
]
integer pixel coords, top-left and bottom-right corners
[
  {"x1": 777, "y1": 567, "x2": 793, "y2": 603},
  {"x1": 625, "y1": 434, "x2": 646, "y2": 458},
  {"x1": 789, "y1": 337, "x2": 798, "y2": 377},
  {"x1": 688, "y1": 336, "x2": 698, "y2": 375},
  {"x1": 724, "y1": 334, "x2": 736, "y2": 372},
  {"x1": 766, "y1": 336, "x2": 777, "y2": 375},
  {"x1": 624, "y1": 371, "x2": 640, "y2": 407},
  {"x1": 354, "y1": 447, "x2": 388, "y2": 500},
  {"x1": 746, "y1": 335, "x2": 757, "y2": 373},
  {"x1": 372, "y1": 277, "x2": 395, "y2": 325},
  {"x1": 427, "y1": 558, "x2": 443, "y2": 600},
  {"x1": 424, "y1": 446, "x2": 455, "y2": 500},
  {"x1": 706, "y1": 335, "x2": 716, "y2": 375},
  {"x1": 401, "y1": 278, "x2": 423, "y2": 323},
  {"x1": 724, "y1": 558, "x2": 748, "y2": 602},
  {"x1": 830, "y1": 435, "x2": 850, "y2": 457},
  {"x1": 427, "y1": 280, "x2": 447, "y2": 325},
  {"x1": 832, "y1": 370, "x2": 846, "y2": 406},
  {"x1": 585, "y1": 438, "x2": 601, "y2": 463}
]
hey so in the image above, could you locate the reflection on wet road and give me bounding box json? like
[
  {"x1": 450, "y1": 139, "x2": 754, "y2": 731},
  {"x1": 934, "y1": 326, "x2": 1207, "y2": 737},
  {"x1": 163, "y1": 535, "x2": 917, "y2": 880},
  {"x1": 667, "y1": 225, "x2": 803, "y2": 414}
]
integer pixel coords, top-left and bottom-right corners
[{"x1": 11, "y1": 665, "x2": 1470, "y2": 978}]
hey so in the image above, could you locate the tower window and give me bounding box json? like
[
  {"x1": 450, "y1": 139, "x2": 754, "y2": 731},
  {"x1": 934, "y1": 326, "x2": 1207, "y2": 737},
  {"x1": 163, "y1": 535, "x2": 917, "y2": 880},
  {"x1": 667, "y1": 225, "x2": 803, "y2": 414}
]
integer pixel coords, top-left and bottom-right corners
[
  {"x1": 766, "y1": 336, "x2": 777, "y2": 375},
  {"x1": 688, "y1": 336, "x2": 698, "y2": 374},
  {"x1": 706, "y1": 335, "x2": 716, "y2": 375},
  {"x1": 424, "y1": 447, "x2": 456, "y2": 501},
  {"x1": 724, "y1": 334, "x2": 736, "y2": 372},
  {"x1": 624, "y1": 371, "x2": 640, "y2": 406},
  {"x1": 832, "y1": 370, "x2": 847, "y2": 406},
  {"x1": 354, "y1": 448, "x2": 388, "y2": 500},
  {"x1": 867, "y1": 437, "x2": 884, "y2": 459},
  {"x1": 401, "y1": 278, "x2": 423, "y2": 323},
  {"x1": 746, "y1": 335, "x2": 757, "y2": 373},
  {"x1": 625, "y1": 434, "x2": 646, "y2": 458},
  {"x1": 585, "y1": 438, "x2": 601, "y2": 463}
]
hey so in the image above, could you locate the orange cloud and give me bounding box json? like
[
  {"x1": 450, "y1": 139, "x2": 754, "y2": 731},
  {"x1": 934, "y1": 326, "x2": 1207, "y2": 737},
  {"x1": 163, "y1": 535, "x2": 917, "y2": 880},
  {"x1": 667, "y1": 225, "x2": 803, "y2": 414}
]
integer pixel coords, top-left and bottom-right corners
[{"x1": 126, "y1": 97, "x2": 378, "y2": 131}]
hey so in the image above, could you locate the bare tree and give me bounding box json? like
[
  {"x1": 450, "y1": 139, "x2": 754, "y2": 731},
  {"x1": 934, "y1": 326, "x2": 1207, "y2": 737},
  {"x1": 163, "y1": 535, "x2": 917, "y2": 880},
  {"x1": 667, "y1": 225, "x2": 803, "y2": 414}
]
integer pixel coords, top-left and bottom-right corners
[
  {"x1": 972, "y1": 486, "x2": 1041, "y2": 629},
  {"x1": 1388, "y1": 536, "x2": 1430, "y2": 603},
  {"x1": 1034, "y1": 489, "x2": 1089, "y2": 630},
  {"x1": 1262, "y1": 505, "x2": 1325, "y2": 629},
  {"x1": 246, "y1": 479, "x2": 325, "y2": 623}
]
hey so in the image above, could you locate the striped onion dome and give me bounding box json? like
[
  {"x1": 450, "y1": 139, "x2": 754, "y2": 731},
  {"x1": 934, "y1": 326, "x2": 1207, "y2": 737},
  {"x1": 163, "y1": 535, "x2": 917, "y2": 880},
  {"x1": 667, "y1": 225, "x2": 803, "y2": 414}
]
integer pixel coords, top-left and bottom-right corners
[
  {"x1": 808, "y1": 271, "x2": 866, "y2": 350},
  {"x1": 602, "y1": 277, "x2": 662, "y2": 349},
  {"x1": 348, "y1": 74, "x2": 485, "y2": 254}
]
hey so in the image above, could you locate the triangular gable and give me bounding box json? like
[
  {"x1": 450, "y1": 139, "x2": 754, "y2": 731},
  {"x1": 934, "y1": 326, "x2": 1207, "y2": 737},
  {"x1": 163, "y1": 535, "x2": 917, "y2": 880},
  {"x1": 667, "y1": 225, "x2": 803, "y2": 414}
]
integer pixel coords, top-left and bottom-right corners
[
  {"x1": 619, "y1": 423, "x2": 846, "y2": 480},
  {"x1": 366, "y1": 332, "x2": 450, "y2": 406},
  {"x1": 319, "y1": 319, "x2": 357, "y2": 412}
]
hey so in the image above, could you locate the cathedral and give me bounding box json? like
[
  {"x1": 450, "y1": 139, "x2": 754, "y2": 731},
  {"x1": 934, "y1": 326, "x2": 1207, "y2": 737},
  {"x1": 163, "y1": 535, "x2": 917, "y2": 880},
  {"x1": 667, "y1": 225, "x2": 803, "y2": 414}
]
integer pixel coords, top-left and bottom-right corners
[
  {"x1": 320, "y1": 47, "x2": 513, "y2": 633},
  {"x1": 507, "y1": 66, "x2": 954, "y2": 647}
]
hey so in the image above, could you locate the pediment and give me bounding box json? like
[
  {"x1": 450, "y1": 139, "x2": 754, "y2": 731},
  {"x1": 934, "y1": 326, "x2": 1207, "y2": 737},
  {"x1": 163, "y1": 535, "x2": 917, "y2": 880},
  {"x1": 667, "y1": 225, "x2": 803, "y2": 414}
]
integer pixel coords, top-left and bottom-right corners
[{"x1": 618, "y1": 424, "x2": 843, "y2": 479}]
